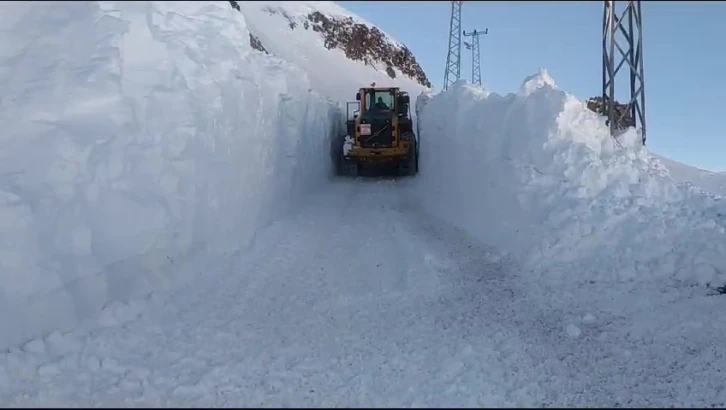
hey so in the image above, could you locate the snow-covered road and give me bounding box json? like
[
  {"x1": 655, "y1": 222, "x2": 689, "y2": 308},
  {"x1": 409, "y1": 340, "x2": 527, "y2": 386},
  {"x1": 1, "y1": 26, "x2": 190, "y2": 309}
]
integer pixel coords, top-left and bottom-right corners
[
  {"x1": 1, "y1": 179, "x2": 724, "y2": 407},
  {"x1": 3, "y1": 1, "x2": 726, "y2": 407}
]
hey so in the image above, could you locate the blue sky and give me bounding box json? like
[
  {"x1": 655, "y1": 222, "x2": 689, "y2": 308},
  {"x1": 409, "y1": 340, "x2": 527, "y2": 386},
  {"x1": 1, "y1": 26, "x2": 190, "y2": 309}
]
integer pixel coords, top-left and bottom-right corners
[{"x1": 339, "y1": 1, "x2": 726, "y2": 172}]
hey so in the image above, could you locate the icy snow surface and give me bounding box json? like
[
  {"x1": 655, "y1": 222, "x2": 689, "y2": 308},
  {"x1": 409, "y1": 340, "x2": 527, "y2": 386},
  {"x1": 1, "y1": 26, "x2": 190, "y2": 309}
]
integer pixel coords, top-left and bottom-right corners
[{"x1": 2, "y1": 0, "x2": 726, "y2": 407}]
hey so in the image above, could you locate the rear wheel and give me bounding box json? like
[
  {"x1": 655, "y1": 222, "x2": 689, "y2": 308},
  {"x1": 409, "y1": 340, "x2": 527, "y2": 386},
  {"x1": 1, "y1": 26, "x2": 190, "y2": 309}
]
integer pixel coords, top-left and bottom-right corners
[
  {"x1": 397, "y1": 144, "x2": 418, "y2": 177},
  {"x1": 397, "y1": 132, "x2": 418, "y2": 177}
]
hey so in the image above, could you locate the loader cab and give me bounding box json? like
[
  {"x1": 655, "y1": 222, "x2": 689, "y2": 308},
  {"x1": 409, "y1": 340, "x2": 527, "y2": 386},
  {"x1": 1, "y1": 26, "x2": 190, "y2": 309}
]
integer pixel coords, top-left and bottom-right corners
[
  {"x1": 354, "y1": 88, "x2": 411, "y2": 118},
  {"x1": 347, "y1": 87, "x2": 414, "y2": 143},
  {"x1": 364, "y1": 90, "x2": 395, "y2": 112}
]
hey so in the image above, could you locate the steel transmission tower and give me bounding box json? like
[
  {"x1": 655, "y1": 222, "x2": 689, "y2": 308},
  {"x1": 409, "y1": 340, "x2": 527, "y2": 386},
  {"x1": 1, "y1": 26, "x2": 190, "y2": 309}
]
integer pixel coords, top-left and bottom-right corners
[
  {"x1": 443, "y1": 1, "x2": 463, "y2": 91},
  {"x1": 601, "y1": 0, "x2": 647, "y2": 144},
  {"x1": 463, "y1": 29, "x2": 487, "y2": 86}
]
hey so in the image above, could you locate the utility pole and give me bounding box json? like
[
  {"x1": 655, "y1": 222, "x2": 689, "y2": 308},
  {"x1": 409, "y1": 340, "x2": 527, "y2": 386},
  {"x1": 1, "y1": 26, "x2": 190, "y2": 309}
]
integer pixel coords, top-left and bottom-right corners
[
  {"x1": 443, "y1": 1, "x2": 463, "y2": 91},
  {"x1": 463, "y1": 28, "x2": 487, "y2": 87},
  {"x1": 601, "y1": 0, "x2": 647, "y2": 144}
]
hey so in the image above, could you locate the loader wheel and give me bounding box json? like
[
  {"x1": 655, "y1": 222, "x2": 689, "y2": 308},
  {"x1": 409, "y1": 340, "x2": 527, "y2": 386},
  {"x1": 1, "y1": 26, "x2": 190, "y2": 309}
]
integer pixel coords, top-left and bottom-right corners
[
  {"x1": 398, "y1": 153, "x2": 417, "y2": 177},
  {"x1": 398, "y1": 143, "x2": 418, "y2": 177},
  {"x1": 341, "y1": 158, "x2": 359, "y2": 177}
]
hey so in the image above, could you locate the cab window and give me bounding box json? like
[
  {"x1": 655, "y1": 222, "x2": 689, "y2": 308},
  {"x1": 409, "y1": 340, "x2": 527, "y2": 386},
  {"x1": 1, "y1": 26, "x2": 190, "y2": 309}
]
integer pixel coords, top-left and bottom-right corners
[{"x1": 365, "y1": 91, "x2": 395, "y2": 111}]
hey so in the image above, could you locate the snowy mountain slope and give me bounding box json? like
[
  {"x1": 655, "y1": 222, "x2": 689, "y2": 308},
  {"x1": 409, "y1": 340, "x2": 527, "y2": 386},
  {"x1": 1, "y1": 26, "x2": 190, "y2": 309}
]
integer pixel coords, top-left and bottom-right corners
[
  {"x1": 652, "y1": 153, "x2": 726, "y2": 197},
  {"x1": 237, "y1": 1, "x2": 429, "y2": 103},
  {"x1": 414, "y1": 71, "x2": 726, "y2": 298},
  {"x1": 0, "y1": 1, "x2": 346, "y2": 350}
]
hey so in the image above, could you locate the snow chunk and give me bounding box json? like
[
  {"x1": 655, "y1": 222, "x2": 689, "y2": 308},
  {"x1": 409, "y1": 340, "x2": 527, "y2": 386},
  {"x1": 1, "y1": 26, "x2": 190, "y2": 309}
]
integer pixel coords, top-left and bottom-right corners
[
  {"x1": 37, "y1": 361, "x2": 62, "y2": 376},
  {"x1": 518, "y1": 68, "x2": 557, "y2": 96},
  {"x1": 22, "y1": 338, "x2": 46, "y2": 355},
  {"x1": 343, "y1": 136, "x2": 355, "y2": 156},
  {"x1": 565, "y1": 323, "x2": 582, "y2": 339}
]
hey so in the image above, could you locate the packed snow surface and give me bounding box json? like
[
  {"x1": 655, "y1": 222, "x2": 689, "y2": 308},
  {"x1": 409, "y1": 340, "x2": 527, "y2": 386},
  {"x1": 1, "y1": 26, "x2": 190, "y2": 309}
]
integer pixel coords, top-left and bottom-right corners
[{"x1": 3, "y1": 180, "x2": 725, "y2": 407}]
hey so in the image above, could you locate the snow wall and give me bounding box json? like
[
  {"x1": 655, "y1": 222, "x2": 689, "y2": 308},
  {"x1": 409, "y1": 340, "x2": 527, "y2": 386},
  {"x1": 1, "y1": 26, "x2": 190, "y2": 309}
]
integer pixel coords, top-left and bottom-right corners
[
  {"x1": 0, "y1": 1, "x2": 343, "y2": 350},
  {"x1": 415, "y1": 71, "x2": 726, "y2": 291}
]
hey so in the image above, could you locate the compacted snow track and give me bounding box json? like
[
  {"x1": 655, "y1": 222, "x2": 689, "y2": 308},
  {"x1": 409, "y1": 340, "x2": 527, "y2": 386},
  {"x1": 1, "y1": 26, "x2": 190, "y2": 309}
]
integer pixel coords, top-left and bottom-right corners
[
  {"x1": 0, "y1": 179, "x2": 544, "y2": 407},
  {"x1": 1, "y1": 179, "x2": 725, "y2": 407}
]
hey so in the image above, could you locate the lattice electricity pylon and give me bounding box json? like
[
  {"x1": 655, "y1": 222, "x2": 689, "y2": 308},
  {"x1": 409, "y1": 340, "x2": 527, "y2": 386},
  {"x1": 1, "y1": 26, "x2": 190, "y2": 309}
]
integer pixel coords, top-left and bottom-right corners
[
  {"x1": 601, "y1": 0, "x2": 647, "y2": 145},
  {"x1": 463, "y1": 28, "x2": 487, "y2": 86},
  {"x1": 443, "y1": 1, "x2": 463, "y2": 91}
]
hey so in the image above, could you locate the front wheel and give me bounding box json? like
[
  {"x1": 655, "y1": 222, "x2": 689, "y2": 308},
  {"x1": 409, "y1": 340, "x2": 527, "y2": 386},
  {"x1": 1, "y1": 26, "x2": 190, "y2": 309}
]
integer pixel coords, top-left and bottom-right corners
[{"x1": 340, "y1": 158, "x2": 359, "y2": 177}]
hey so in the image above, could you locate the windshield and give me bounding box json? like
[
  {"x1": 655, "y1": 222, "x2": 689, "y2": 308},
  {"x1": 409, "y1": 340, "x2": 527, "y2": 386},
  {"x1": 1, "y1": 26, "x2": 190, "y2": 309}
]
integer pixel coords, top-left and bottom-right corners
[{"x1": 365, "y1": 91, "x2": 395, "y2": 112}]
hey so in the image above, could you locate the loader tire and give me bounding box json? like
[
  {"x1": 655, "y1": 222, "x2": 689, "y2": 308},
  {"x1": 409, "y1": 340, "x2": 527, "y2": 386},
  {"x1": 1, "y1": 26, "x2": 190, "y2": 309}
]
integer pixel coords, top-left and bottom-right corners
[
  {"x1": 398, "y1": 139, "x2": 418, "y2": 177},
  {"x1": 341, "y1": 158, "x2": 359, "y2": 177}
]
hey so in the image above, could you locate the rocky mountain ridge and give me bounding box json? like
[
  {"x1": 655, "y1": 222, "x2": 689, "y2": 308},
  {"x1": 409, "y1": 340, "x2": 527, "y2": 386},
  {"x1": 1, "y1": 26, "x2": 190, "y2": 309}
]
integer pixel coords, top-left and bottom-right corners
[{"x1": 229, "y1": 1, "x2": 430, "y2": 88}]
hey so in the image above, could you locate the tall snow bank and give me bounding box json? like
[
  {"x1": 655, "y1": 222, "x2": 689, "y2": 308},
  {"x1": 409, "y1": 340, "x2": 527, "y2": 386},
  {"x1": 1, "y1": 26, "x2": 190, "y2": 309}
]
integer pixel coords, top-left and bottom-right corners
[
  {"x1": 0, "y1": 1, "x2": 342, "y2": 350},
  {"x1": 415, "y1": 69, "x2": 726, "y2": 290}
]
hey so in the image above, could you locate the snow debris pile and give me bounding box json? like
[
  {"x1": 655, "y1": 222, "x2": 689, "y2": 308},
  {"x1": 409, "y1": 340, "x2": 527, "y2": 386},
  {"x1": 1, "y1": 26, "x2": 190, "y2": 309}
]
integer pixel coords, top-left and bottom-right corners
[
  {"x1": 518, "y1": 67, "x2": 556, "y2": 97},
  {"x1": 415, "y1": 69, "x2": 726, "y2": 290},
  {"x1": 0, "y1": 1, "x2": 343, "y2": 350}
]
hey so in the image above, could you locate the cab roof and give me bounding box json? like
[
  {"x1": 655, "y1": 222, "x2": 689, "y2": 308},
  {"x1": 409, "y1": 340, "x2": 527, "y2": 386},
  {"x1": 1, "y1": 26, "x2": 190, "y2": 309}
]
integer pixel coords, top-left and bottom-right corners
[{"x1": 361, "y1": 87, "x2": 400, "y2": 91}]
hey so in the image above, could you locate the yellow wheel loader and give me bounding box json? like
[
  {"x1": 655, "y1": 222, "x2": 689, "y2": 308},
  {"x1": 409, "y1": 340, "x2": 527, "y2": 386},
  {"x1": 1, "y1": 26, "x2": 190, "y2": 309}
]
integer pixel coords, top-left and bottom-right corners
[{"x1": 334, "y1": 86, "x2": 418, "y2": 177}]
